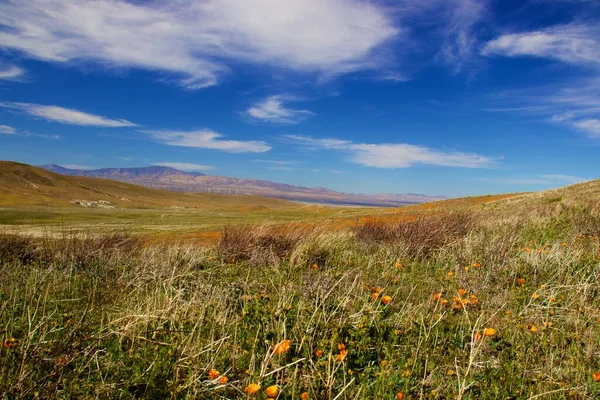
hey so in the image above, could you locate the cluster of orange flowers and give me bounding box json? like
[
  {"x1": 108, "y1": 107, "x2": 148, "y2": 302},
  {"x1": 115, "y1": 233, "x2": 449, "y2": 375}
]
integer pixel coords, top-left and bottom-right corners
[
  {"x1": 368, "y1": 285, "x2": 392, "y2": 305},
  {"x1": 336, "y1": 343, "x2": 348, "y2": 362},
  {"x1": 207, "y1": 369, "x2": 229, "y2": 384},
  {"x1": 432, "y1": 289, "x2": 479, "y2": 311}
]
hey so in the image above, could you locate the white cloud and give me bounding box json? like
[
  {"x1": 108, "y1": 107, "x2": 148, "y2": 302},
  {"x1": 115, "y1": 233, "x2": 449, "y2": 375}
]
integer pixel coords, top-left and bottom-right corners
[
  {"x1": 482, "y1": 24, "x2": 600, "y2": 67},
  {"x1": 540, "y1": 174, "x2": 587, "y2": 184},
  {"x1": 141, "y1": 129, "x2": 271, "y2": 153},
  {"x1": 571, "y1": 119, "x2": 600, "y2": 137},
  {"x1": 153, "y1": 162, "x2": 214, "y2": 172},
  {"x1": 0, "y1": 65, "x2": 25, "y2": 81},
  {"x1": 0, "y1": 0, "x2": 398, "y2": 89},
  {"x1": 0, "y1": 124, "x2": 17, "y2": 134},
  {"x1": 245, "y1": 96, "x2": 314, "y2": 124},
  {"x1": 0, "y1": 102, "x2": 138, "y2": 127},
  {"x1": 285, "y1": 135, "x2": 496, "y2": 168}
]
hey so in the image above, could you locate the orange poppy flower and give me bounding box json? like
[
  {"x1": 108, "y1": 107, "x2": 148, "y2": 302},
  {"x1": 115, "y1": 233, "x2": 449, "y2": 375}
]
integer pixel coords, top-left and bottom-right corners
[
  {"x1": 471, "y1": 262, "x2": 481, "y2": 268},
  {"x1": 274, "y1": 339, "x2": 291, "y2": 355},
  {"x1": 244, "y1": 383, "x2": 261, "y2": 394},
  {"x1": 396, "y1": 392, "x2": 406, "y2": 400},
  {"x1": 593, "y1": 371, "x2": 600, "y2": 382},
  {"x1": 2, "y1": 337, "x2": 17, "y2": 349},
  {"x1": 336, "y1": 349, "x2": 348, "y2": 362},
  {"x1": 529, "y1": 325, "x2": 538, "y2": 333},
  {"x1": 208, "y1": 369, "x2": 220, "y2": 380},
  {"x1": 371, "y1": 292, "x2": 379, "y2": 300},
  {"x1": 473, "y1": 332, "x2": 482, "y2": 341},
  {"x1": 218, "y1": 376, "x2": 229, "y2": 384},
  {"x1": 264, "y1": 385, "x2": 279, "y2": 397},
  {"x1": 517, "y1": 278, "x2": 525, "y2": 286},
  {"x1": 315, "y1": 349, "x2": 323, "y2": 357},
  {"x1": 301, "y1": 392, "x2": 310, "y2": 400},
  {"x1": 483, "y1": 328, "x2": 496, "y2": 337},
  {"x1": 440, "y1": 299, "x2": 449, "y2": 305},
  {"x1": 458, "y1": 288, "x2": 467, "y2": 296},
  {"x1": 338, "y1": 343, "x2": 346, "y2": 351},
  {"x1": 432, "y1": 292, "x2": 443, "y2": 301},
  {"x1": 381, "y1": 295, "x2": 392, "y2": 305}
]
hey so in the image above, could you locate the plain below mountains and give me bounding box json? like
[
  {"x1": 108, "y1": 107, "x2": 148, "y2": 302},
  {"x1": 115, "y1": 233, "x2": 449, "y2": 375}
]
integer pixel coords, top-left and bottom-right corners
[{"x1": 39, "y1": 164, "x2": 446, "y2": 207}]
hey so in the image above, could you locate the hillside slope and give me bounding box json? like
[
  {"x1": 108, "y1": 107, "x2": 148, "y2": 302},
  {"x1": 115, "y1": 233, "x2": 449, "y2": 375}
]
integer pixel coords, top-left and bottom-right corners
[
  {"x1": 39, "y1": 164, "x2": 445, "y2": 206},
  {"x1": 0, "y1": 161, "x2": 298, "y2": 209}
]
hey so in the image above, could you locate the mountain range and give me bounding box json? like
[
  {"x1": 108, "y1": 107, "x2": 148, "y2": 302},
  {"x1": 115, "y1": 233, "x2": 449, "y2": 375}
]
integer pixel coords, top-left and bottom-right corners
[{"x1": 39, "y1": 164, "x2": 446, "y2": 207}]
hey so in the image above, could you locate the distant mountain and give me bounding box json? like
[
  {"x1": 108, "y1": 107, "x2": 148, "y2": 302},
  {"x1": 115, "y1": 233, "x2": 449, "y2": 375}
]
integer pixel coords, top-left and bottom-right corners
[{"x1": 39, "y1": 164, "x2": 446, "y2": 207}]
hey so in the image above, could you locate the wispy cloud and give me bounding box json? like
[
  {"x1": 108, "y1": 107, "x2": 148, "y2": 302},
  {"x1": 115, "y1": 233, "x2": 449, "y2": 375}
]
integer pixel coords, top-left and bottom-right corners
[
  {"x1": 0, "y1": 0, "x2": 398, "y2": 89},
  {"x1": 141, "y1": 129, "x2": 271, "y2": 153},
  {"x1": 0, "y1": 102, "x2": 138, "y2": 127},
  {"x1": 284, "y1": 134, "x2": 496, "y2": 168},
  {"x1": 0, "y1": 124, "x2": 17, "y2": 134},
  {"x1": 436, "y1": 0, "x2": 488, "y2": 73},
  {"x1": 482, "y1": 24, "x2": 600, "y2": 67},
  {"x1": 245, "y1": 95, "x2": 314, "y2": 124},
  {"x1": 0, "y1": 65, "x2": 25, "y2": 81},
  {"x1": 485, "y1": 78, "x2": 600, "y2": 138},
  {"x1": 153, "y1": 162, "x2": 214, "y2": 172}
]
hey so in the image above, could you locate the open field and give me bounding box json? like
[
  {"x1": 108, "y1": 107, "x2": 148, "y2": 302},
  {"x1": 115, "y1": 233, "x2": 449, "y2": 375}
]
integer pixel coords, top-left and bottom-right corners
[{"x1": 1, "y1": 177, "x2": 600, "y2": 398}]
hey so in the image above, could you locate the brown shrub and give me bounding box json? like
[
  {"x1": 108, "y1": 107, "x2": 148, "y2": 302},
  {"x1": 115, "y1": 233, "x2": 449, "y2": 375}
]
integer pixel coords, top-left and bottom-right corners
[
  {"x1": 218, "y1": 224, "x2": 310, "y2": 265},
  {"x1": 0, "y1": 234, "x2": 38, "y2": 264},
  {"x1": 354, "y1": 212, "x2": 476, "y2": 259}
]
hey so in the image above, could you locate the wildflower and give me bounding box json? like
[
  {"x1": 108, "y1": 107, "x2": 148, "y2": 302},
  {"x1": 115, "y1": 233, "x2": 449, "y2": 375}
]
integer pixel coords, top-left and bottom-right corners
[
  {"x1": 531, "y1": 293, "x2": 540, "y2": 300},
  {"x1": 471, "y1": 262, "x2": 481, "y2": 268},
  {"x1": 312, "y1": 263, "x2": 319, "y2": 270},
  {"x1": 395, "y1": 262, "x2": 403, "y2": 268},
  {"x1": 447, "y1": 369, "x2": 456, "y2": 376},
  {"x1": 458, "y1": 288, "x2": 467, "y2": 296},
  {"x1": 371, "y1": 292, "x2": 379, "y2": 300},
  {"x1": 433, "y1": 292, "x2": 443, "y2": 301},
  {"x1": 218, "y1": 376, "x2": 229, "y2": 384},
  {"x1": 338, "y1": 343, "x2": 346, "y2": 351},
  {"x1": 208, "y1": 369, "x2": 220, "y2": 380},
  {"x1": 301, "y1": 393, "x2": 310, "y2": 400},
  {"x1": 265, "y1": 385, "x2": 279, "y2": 397},
  {"x1": 2, "y1": 338, "x2": 17, "y2": 349},
  {"x1": 544, "y1": 321, "x2": 553, "y2": 328},
  {"x1": 483, "y1": 328, "x2": 496, "y2": 337},
  {"x1": 593, "y1": 372, "x2": 600, "y2": 382},
  {"x1": 244, "y1": 383, "x2": 261, "y2": 394},
  {"x1": 473, "y1": 332, "x2": 482, "y2": 341},
  {"x1": 336, "y1": 349, "x2": 348, "y2": 362},
  {"x1": 440, "y1": 299, "x2": 449, "y2": 306},
  {"x1": 469, "y1": 294, "x2": 479, "y2": 305},
  {"x1": 381, "y1": 295, "x2": 392, "y2": 305},
  {"x1": 57, "y1": 356, "x2": 68, "y2": 364},
  {"x1": 447, "y1": 271, "x2": 455, "y2": 277},
  {"x1": 517, "y1": 278, "x2": 525, "y2": 286},
  {"x1": 396, "y1": 392, "x2": 406, "y2": 399},
  {"x1": 274, "y1": 339, "x2": 291, "y2": 355},
  {"x1": 315, "y1": 349, "x2": 323, "y2": 357},
  {"x1": 529, "y1": 325, "x2": 538, "y2": 333}
]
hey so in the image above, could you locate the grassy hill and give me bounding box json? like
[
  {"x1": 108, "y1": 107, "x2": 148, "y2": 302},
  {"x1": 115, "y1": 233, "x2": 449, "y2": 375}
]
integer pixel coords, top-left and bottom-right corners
[{"x1": 0, "y1": 161, "x2": 297, "y2": 209}]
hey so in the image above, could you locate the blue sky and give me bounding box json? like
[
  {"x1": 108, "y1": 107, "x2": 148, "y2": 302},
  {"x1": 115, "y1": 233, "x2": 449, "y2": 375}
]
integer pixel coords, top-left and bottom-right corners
[{"x1": 0, "y1": 0, "x2": 599, "y2": 197}]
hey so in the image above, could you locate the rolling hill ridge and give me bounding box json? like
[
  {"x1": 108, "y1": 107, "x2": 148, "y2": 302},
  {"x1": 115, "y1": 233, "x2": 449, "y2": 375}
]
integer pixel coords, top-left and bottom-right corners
[{"x1": 39, "y1": 164, "x2": 445, "y2": 207}]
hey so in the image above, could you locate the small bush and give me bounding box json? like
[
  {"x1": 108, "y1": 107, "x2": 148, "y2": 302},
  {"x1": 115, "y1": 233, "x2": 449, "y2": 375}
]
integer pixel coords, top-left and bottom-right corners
[
  {"x1": 354, "y1": 212, "x2": 476, "y2": 259},
  {"x1": 0, "y1": 233, "x2": 38, "y2": 264},
  {"x1": 218, "y1": 224, "x2": 310, "y2": 265}
]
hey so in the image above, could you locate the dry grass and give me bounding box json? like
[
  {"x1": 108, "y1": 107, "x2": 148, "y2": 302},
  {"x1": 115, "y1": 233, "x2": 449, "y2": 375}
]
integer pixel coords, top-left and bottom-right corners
[{"x1": 2, "y1": 188, "x2": 600, "y2": 399}]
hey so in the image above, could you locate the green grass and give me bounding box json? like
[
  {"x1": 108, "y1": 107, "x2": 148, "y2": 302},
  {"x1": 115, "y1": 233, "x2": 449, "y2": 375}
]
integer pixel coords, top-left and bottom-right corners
[{"x1": 1, "y1": 203, "x2": 599, "y2": 399}]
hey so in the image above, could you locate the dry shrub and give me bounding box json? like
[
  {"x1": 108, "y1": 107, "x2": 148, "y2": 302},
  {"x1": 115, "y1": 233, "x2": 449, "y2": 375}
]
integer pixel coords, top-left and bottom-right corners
[
  {"x1": 218, "y1": 223, "x2": 310, "y2": 265},
  {"x1": 0, "y1": 233, "x2": 38, "y2": 264},
  {"x1": 354, "y1": 212, "x2": 476, "y2": 259}
]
